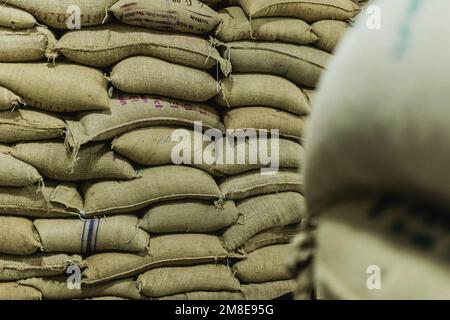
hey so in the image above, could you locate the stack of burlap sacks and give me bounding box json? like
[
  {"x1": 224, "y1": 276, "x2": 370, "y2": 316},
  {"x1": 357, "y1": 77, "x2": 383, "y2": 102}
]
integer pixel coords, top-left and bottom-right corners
[{"x1": 0, "y1": 0, "x2": 358, "y2": 300}]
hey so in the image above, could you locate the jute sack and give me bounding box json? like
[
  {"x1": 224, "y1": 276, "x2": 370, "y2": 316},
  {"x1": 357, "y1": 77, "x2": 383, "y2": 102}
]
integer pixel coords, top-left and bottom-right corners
[
  {"x1": 5, "y1": 0, "x2": 117, "y2": 29},
  {"x1": 0, "y1": 283, "x2": 41, "y2": 300},
  {"x1": 0, "y1": 108, "x2": 66, "y2": 143},
  {"x1": 0, "y1": 182, "x2": 83, "y2": 218},
  {"x1": 138, "y1": 264, "x2": 241, "y2": 298},
  {"x1": 304, "y1": 0, "x2": 450, "y2": 213},
  {"x1": 110, "y1": 0, "x2": 221, "y2": 34},
  {"x1": 159, "y1": 291, "x2": 245, "y2": 300},
  {"x1": 242, "y1": 224, "x2": 299, "y2": 253},
  {"x1": 221, "y1": 41, "x2": 330, "y2": 88},
  {"x1": 238, "y1": 0, "x2": 360, "y2": 22},
  {"x1": 0, "y1": 26, "x2": 57, "y2": 62},
  {"x1": 233, "y1": 244, "x2": 292, "y2": 283},
  {"x1": 0, "y1": 148, "x2": 43, "y2": 187},
  {"x1": 0, "y1": 4, "x2": 36, "y2": 28},
  {"x1": 222, "y1": 192, "x2": 305, "y2": 251},
  {"x1": 0, "y1": 216, "x2": 40, "y2": 255},
  {"x1": 139, "y1": 200, "x2": 238, "y2": 233},
  {"x1": 216, "y1": 6, "x2": 317, "y2": 44},
  {"x1": 83, "y1": 166, "x2": 221, "y2": 216},
  {"x1": 0, "y1": 253, "x2": 85, "y2": 281},
  {"x1": 34, "y1": 215, "x2": 150, "y2": 254},
  {"x1": 57, "y1": 24, "x2": 230, "y2": 74},
  {"x1": 241, "y1": 280, "x2": 295, "y2": 300},
  {"x1": 0, "y1": 62, "x2": 109, "y2": 112},
  {"x1": 12, "y1": 141, "x2": 137, "y2": 181},
  {"x1": 224, "y1": 107, "x2": 305, "y2": 140},
  {"x1": 19, "y1": 277, "x2": 142, "y2": 300},
  {"x1": 82, "y1": 234, "x2": 233, "y2": 284},
  {"x1": 311, "y1": 20, "x2": 349, "y2": 53},
  {"x1": 316, "y1": 196, "x2": 450, "y2": 299},
  {"x1": 111, "y1": 57, "x2": 219, "y2": 102},
  {"x1": 0, "y1": 85, "x2": 21, "y2": 110},
  {"x1": 216, "y1": 74, "x2": 310, "y2": 115},
  {"x1": 65, "y1": 94, "x2": 224, "y2": 150},
  {"x1": 220, "y1": 169, "x2": 304, "y2": 200}
]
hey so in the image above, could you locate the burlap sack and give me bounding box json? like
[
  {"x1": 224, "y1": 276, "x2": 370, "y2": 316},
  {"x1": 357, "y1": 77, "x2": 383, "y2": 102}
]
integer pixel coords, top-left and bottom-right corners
[
  {"x1": 138, "y1": 264, "x2": 241, "y2": 298},
  {"x1": 0, "y1": 150, "x2": 42, "y2": 187},
  {"x1": 12, "y1": 141, "x2": 137, "y2": 181},
  {"x1": 304, "y1": 0, "x2": 450, "y2": 213},
  {"x1": 0, "y1": 62, "x2": 109, "y2": 113},
  {"x1": 57, "y1": 24, "x2": 230, "y2": 74},
  {"x1": 0, "y1": 216, "x2": 40, "y2": 255},
  {"x1": 216, "y1": 74, "x2": 310, "y2": 115},
  {"x1": 241, "y1": 280, "x2": 296, "y2": 300},
  {"x1": 0, "y1": 4, "x2": 36, "y2": 28},
  {"x1": 139, "y1": 200, "x2": 238, "y2": 233},
  {"x1": 110, "y1": 0, "x2": 221, "y2": 34},
  {"x1": 224, "y1": 107, "x2": 305, "y2": 140},
  {"x1": 0, "y1": 182, "x2": 83, "y2": 218},
  {"x1": 216, "y1": 6, "x2": 317, "y2": 44},
  {"x1": 0, "y1": 283, "x2": 41, "y2": 300},
  {"x1": 238, "y1": 0, "x2": 359, "y2": 22},
  {"x1": 242, "y1": 224, "x2": 299, "y2": 253},
  {"x1": 34, "y1": 215, "x2": 149, "y2": 254},
  {"x1": 82, "y1": 234, "x2": 234, "y2": 284},
  {"x1": 83, "y1": 166, "x2": 221, "y2": 216},
  {"x1": 0, "y1": 26, "x2": 57, "y2": 62},
  {"x1": 220, "y1": 169, "x2": 304, "y2": 200},
  {"x1": 20, "y1": 277, "x2": 142, "y2": 300},
  {"x1": 65, "y1": 94, "x2": 224, "y2": 150},
  {"x1": 316, "y1": 196, "x2": 450, "y2": 299},
  {"x1": 222, "y1": 192, "x2": 305, "y2": 251},
  {"x1": 222, "y1": 41, "x2": 330, "y2": 88},
  {"x1": 233, "y1": 244, "x2": 292, "y2": 283},
  {"x1": 6, "y1": 0, "x2": 117, "y2": 29},
  {"x1": 0, "y1": 85, "x2": 21, "y2": 110},
  {"x1": 111, "y1": 57, "x2": 219, "y2": 102},
  {"x1": 0, "y1": 253, "x2": 85, "y2": 281},
  {"x1": 312, "y1": 20, "x2": 349, "y2": 53},
  {"x1": 0, "y1": 108, "x2": 66, "y2": 143},
  {"x1": 159, "y1": 291, "x2": 245, "y2": 300}
]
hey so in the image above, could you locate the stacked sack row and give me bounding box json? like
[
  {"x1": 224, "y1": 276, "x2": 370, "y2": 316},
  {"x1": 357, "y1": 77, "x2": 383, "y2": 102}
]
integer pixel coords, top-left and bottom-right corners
[{"x1": 211, "y1": 0, "x2": 360, "y2": 299}]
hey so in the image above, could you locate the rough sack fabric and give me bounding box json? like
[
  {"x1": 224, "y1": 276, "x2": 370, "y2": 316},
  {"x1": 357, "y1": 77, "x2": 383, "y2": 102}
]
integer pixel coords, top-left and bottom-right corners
[
  {"x1": 0, "y1": 182, "x2": 83, "y2": 218},
  {"x1": 241, "y1": 280, "x2": 296, "y2": 300},
  {"x1": 222, "y1": 41, "x2": 330, "y2": 88},
  {"x1": 304, "y1": 0, "x2": 450, "y2": 213},
  {"x1": 159, "y1": 291, "x2": 245, "y2": 300},
  {"x1": 83, "y1": 166, "x2": 221, "y2": 216},
  {"x1": 222, "y1": 192, "x2": 306, "y2": 251},
  {"x1": 12, "y1": 141, "x2": 137, "y2": 181},
  {"x1": 220, "y1": 169, "x2": 304, "y2": 200},
  {"x1": 0, "y1": 108, "x2": 66, "y2": 143},
  {"x1": 0, "y1": 253, "x2": 85, "y2": 281},
  {"x1": 139, "y1": 200, "x2": 238, "y2": 233},
  {"x1": 0, "y1": 216, "x2": 41, "y2": 255},
  {"x1": 233, "y1": 244, "x2": 292, "y2": 283},
  {"x1": 238, "y1": 0, "x2": 360, "y2": 22},
  {"x1": 110, "y1": 56, "x2": 219, "y2": 102},
  {"x1": 0, "y1": 282, "x2": 42, "y2": 300},
  {"x1": 0, "y1": 26, "x2": 57, "y2": 62},
  {"x1": 0, "y1": 62, "x2": 109, "y2": 112},
  {"x1": 34, "y1": 215, "x2": 150, "y2": 254},
  {"x1": 216, "y1": 6, "x2": 317, "y2": 44},
  {"x1": 0, "y1": 4, "x2": 36, "y2": 29},
  {"x1": 5, "y1": 0, "x2": 117, "y2": 29},
  {"x1": 0, "y1": 85, "x2": 21, "y2": 110},
  {"x1": 82, "y1": 234, "x2": 232, "y2": 284},
  {"x1": 242, "y1": 224, "x2": 299, "y2": 254},
  {"x1": 311, "y1": 20, "x2": 349, "y2": 53},
  {"x1": 0, "y1": 148, "x2": 42, "y2": 187},
  {"x1": 57, "y1": 24, "x2": 230, "y2": 74},
  {"x1": 224, "y1": 107, "x2": 305, "y2": 140},
  {"x1": 138, "y1": 264, "x2": 241, "y2": 298},
  {"x1": 216, "y1": 74, "x2": 310, "y2": 115},
  {"x1": 110, "y1": 0, "x2": 221, "y2": 34}
]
